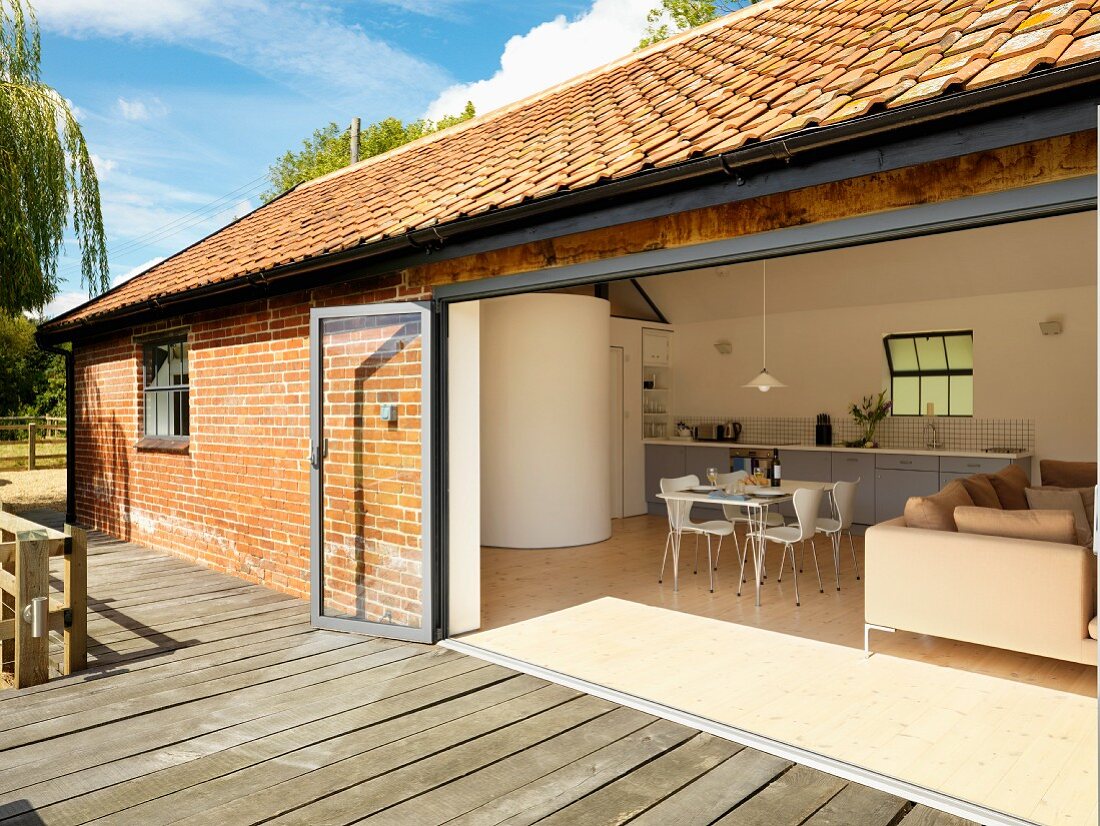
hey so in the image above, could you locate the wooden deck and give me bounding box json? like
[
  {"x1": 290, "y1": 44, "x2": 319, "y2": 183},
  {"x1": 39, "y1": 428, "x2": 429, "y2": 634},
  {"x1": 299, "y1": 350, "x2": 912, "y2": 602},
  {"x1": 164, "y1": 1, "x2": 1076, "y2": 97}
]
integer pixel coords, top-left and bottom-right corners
[{"x1": 0, "y1": 512, "x2": 973, "y2": 826}]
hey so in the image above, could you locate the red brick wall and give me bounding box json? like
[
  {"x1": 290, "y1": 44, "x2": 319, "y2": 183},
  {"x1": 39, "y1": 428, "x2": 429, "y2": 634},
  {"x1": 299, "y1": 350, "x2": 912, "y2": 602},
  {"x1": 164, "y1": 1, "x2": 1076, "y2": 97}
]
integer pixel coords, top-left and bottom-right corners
[{"x1": 73, "y1": 275, "x2": 426, "y2": 608}]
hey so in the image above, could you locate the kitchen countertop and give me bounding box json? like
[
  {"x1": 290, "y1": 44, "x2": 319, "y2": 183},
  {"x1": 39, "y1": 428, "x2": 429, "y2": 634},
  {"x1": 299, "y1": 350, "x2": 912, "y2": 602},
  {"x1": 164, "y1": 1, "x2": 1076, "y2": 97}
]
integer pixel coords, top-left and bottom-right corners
[{"x1": 642, "y1": 439, "x2": 1031, "y2": 460}]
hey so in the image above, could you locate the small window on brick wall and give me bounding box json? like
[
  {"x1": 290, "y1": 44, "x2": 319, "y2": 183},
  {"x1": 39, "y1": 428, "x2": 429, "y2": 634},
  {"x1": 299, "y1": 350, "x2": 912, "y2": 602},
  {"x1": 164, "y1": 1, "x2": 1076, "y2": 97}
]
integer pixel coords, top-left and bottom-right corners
[
  {"x1": 884, "y1": 331, "x2": 973, "y2": 417},
  {"x1": 144, "y1": 338, "x2": 190, "y2": 436}
]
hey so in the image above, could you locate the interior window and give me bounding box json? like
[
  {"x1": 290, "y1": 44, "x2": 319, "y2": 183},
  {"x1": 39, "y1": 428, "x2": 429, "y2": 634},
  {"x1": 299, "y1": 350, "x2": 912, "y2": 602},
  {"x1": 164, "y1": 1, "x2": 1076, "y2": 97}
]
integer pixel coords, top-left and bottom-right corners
[
  {"x1": 884, "y1": 331, "x2": 973, "y2": 416},
  {"x1": 144, "y1": 338, "x2": 190, "y2": 436}
]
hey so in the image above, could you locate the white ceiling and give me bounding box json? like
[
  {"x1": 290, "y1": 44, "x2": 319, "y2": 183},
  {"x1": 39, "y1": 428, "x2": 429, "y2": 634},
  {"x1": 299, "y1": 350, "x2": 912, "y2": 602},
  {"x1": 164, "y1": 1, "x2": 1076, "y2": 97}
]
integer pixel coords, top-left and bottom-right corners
[{"x1": 635, "y1": 212, "x2": 1097, "y2": 324}]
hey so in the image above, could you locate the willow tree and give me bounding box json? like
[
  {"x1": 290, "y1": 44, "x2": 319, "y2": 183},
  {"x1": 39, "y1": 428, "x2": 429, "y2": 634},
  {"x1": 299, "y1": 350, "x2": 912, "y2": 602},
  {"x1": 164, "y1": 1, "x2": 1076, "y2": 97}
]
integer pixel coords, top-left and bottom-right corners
[{"x1": 0, "y1": 0, "x2": 107, "y2": 315}]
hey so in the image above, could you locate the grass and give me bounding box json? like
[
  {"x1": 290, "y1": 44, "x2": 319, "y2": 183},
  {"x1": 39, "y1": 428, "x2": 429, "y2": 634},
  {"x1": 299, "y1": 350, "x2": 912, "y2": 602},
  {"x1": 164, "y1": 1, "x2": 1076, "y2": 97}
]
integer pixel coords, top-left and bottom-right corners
[{"x1": 0, "y1": 439, "x2": 66, "y2": 470}]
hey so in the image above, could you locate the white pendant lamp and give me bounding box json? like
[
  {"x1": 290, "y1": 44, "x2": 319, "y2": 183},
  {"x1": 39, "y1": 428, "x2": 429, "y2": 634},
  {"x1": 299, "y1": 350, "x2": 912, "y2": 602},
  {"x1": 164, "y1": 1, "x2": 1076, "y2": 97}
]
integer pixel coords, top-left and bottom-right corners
[{"x1": 744, "y1": 259, "x2": 786, "y2": 392}]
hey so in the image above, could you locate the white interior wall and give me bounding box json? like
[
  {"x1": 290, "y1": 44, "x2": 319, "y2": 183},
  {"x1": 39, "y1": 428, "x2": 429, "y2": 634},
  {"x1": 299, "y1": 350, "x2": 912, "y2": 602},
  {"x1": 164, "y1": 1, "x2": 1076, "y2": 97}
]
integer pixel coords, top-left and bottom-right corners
[
  {"x1": 672, "y1": 285, "x2": 1097, "y2": 470},
  {"x1": 447, "y1": 301, "x2": 481, "y2": 635}
]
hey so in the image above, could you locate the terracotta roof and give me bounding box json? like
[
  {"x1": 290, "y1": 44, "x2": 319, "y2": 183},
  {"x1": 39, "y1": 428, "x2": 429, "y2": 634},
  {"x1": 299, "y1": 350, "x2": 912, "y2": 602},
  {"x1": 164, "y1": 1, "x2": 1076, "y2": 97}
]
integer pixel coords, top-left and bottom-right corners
[{"x1": 49, "y1": 0, "x2": 1100, "y2": 331}]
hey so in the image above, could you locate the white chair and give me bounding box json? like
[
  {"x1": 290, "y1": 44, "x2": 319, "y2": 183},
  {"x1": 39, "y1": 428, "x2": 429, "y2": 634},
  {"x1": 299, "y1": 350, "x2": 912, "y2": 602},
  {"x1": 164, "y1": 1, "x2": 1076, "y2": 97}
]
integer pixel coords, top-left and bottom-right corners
[
  {"x1": 759, "y1": 487, "x2": 824, "y2": 607},
  {"x1": 658, "y1": 474, "x2": 734, "y2": 593},
  {"x1": 714, "y1": 470, "x2": 784, "y2": 577},
  {"x1": 815, "y1": 478, "x2": 861, "y2": 590}
]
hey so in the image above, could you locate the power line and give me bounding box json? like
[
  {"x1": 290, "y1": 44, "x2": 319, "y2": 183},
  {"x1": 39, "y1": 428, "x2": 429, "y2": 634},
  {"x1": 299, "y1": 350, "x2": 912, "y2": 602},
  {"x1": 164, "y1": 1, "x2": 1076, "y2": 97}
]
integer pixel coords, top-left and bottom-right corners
[{"x1": 59, "y1": 172, "x2": 274, "y2": 280}]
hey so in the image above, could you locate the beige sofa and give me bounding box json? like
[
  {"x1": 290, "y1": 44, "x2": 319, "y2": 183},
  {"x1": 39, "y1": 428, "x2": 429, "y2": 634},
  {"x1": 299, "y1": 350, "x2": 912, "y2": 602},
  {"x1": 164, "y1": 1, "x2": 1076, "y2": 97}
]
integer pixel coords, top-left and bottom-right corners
[{"x1": 865, "y1": 516, "x2": 1097, "y2": 665}]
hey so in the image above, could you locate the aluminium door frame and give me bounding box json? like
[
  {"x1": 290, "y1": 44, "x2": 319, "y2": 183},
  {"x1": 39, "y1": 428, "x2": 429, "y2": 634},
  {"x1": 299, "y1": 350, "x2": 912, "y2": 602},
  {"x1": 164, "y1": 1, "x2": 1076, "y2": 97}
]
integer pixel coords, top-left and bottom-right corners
[
  {"x1": 433, "y1": 174, "x2": 1098, "y2": 640},
  {"x1": 309, "y1": 301, "x2": 435, "y2": 643}
]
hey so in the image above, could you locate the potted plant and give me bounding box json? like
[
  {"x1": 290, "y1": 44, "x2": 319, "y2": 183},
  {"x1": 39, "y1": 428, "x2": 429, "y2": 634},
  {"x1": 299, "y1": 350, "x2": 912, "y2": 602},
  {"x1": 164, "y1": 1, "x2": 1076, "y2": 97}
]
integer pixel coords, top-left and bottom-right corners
[{"x1": 845, "y1": 389, "x2": 891, "y2": 447}]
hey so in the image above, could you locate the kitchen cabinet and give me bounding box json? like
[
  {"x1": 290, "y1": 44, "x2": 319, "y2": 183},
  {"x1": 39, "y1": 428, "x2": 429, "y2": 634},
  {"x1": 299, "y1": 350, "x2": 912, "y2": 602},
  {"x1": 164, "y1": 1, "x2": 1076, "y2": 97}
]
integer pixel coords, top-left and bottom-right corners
[
  {"x1": 830, "y1": 452, "x2": 876, "y2": 526},
  {"x1": 641, "y1": 329, "x2": 671, "y2": 366},
  {"x1": 645, "y1": 444, "x2": 686, "y2": 514},
  {"x1": 875, "y1": 463, "x2": 940, "y2": 523},
  {"x1": 777, "y1": 450, "x2": 831, "y2": 519}
]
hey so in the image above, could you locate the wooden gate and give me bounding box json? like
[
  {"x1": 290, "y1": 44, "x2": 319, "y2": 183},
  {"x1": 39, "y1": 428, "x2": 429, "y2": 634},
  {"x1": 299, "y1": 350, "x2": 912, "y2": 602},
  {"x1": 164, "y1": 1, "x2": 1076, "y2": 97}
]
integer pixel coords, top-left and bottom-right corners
[{"x1": 0, "y1": 510, "x2": 87, "y2": 689}]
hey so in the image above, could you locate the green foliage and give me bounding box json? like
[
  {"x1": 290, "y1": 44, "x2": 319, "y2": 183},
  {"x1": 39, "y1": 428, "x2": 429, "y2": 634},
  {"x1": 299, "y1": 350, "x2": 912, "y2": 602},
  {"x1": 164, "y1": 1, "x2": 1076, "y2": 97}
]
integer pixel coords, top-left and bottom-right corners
[
  {"x1": 263, "y1": 102, "x2": 476, "y2": 202},
  {"x1": 638, "y1": 0, "x2": 754, "y2": 48},
  {"x1": 0, "y1": 313, "x2": 65, "y2": 426},
  {"x1": 0, "y1": 0, "x2": 108, "y2": 315}
]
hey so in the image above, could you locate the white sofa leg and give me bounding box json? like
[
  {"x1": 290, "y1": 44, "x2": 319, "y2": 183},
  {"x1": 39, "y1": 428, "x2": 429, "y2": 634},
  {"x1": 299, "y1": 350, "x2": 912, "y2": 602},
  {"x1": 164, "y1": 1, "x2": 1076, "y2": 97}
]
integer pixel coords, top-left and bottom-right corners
[{"x1": 864, "y1": 623, "x2": 895, "y2": 657}]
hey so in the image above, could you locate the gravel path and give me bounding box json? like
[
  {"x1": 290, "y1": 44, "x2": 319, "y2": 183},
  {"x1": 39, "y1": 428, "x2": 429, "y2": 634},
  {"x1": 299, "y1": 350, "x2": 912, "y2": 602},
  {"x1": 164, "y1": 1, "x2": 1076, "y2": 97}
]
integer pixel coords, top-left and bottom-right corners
[{"x1": 0, "y1": 468, "x2": 66, "y2": 514}]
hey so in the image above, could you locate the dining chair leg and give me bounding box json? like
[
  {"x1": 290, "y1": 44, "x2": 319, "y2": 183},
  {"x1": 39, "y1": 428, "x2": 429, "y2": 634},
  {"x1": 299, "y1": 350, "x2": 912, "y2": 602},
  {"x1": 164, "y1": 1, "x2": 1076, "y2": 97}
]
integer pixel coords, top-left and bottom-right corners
[
  {"x1": 776, "y1": 544, "x2": 785, "y2": 583},
  {"x1": 798, "y1": 541, "x2": 804, "y2": 574},
  {"x1": 658, "y1": 531, "x2": 671, "y2": 584},
  {"x1": 693, "y1": 533, "x2": 700, "y2": 575},
  {"x1": 847, "y1": 530, "x2": 861, "y2": 580},
  {"x1": 736, "y1": 538, "x2": 748, "y2": 596},
  {"x1": 790, "y1": 543, "x2": 800, "y2": 607},
  {"x1": 707, "y1": 536, "x2": 715, "y2": 593},
  {"x1": 810, "y1": 537, "x2": 823, "y2": 593},
  {"x1": 831, "y1": 531, "x2": 841, "y2": 591}
]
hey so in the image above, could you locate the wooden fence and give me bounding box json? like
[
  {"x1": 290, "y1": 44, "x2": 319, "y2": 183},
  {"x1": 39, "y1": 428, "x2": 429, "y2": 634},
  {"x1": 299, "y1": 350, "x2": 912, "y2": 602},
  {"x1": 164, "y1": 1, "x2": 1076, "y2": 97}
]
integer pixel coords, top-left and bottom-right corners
[
  {"x1": 0, "y1": 417, "x2": 66, "y2": 470},
  {"x1": 0, "y1": 510, "x2": 86, "y2": 689}
]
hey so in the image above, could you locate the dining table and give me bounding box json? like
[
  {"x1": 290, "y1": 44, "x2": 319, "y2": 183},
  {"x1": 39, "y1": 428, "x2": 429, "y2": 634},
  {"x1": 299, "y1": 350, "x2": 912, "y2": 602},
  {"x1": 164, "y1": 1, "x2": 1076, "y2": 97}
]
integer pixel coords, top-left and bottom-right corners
[{"x1": 657, "y1": 480, "x2": 835, "y2": 607}]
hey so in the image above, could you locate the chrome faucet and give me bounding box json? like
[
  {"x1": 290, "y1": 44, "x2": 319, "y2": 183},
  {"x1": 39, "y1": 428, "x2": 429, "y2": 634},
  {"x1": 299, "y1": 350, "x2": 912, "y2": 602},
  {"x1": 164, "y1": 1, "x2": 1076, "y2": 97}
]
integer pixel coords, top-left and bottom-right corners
[{"x1": 925, "y1": 420, "x2": 943, "y2": 450}]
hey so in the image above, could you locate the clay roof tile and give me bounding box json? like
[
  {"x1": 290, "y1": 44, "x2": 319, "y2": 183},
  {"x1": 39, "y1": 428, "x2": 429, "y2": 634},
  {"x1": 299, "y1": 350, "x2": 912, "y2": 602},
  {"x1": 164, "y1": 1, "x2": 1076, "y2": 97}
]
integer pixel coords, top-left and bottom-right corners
[{"x1": 48, "y1": 0, "x2": 1100, "y2": 331}]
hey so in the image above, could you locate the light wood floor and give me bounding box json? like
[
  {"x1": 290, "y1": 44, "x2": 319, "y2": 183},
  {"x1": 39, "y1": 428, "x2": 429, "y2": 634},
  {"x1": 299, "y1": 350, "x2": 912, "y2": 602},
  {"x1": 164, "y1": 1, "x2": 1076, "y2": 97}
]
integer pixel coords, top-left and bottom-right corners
[
  {"x1": 464, "y1": 597, "x2": 1099, "y2": 826},
  {"x1": 481, "y1": 515, "x2": 1097, "y2": 697},
  {"x1": 0, "y1": 510, "x2": 968, "y2": 826}
]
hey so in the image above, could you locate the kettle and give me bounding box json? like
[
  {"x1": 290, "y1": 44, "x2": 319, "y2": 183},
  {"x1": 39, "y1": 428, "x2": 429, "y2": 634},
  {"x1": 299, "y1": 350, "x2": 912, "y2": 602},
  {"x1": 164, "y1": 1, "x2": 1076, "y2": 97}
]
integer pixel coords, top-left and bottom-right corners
[{"x1": 723, "y1": 421, "x2": 742, "y2": 442}]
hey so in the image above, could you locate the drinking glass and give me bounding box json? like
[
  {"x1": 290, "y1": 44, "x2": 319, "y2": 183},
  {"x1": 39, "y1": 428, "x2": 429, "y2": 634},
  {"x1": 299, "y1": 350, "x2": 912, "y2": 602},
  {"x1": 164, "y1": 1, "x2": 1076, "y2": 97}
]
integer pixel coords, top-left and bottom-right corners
[{"x1": 706, "y1": 467, "x2": 718, "y2": 487}]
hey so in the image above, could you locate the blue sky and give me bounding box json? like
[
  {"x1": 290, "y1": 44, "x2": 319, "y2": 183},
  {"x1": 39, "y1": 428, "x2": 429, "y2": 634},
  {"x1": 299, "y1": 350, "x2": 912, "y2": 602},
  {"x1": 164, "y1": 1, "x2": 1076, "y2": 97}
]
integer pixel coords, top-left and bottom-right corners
[{"x1": 37, "y1": 0, "x2": 660, "y2": 316}]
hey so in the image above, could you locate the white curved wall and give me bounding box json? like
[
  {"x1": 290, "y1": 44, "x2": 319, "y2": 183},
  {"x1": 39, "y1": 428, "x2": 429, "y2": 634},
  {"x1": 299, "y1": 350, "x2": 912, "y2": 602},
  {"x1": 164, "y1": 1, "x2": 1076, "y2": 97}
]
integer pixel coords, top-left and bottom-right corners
[{"x1": 480, "y1": 293, "x2": 611, "y2": 548}]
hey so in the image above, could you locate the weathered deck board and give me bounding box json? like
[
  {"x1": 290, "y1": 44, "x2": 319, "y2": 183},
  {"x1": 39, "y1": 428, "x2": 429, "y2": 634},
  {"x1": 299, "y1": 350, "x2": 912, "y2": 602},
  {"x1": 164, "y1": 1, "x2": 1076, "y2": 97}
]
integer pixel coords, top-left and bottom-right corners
[{"x1": 0, "y1": 512, "x2": 973, "y2": 825}]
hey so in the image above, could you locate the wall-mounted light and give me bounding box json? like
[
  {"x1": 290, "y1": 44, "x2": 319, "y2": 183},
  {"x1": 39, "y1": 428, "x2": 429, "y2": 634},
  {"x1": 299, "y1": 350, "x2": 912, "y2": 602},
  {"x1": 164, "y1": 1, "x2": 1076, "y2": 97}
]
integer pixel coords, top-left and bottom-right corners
[
  {"x1": 1039, "y1": 320, "x2": 1063, "y2": 336},
  {"x1": 714, "y1": 339, "x2": 732, "y2": 355}
]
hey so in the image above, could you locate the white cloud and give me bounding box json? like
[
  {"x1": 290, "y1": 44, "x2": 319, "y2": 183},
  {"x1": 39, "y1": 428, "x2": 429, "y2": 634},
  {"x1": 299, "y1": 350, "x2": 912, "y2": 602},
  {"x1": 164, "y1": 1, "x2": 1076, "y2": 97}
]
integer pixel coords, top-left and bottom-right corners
[
  {"x1": 115, "y1": 96, "x2": 168, "y2": 121},
  {"x1": 40, "y1": 290, "x2": 90, "y2": 320},
  {"x1": 426, "y1": 0, "x2": 653, "y2": 120},
  {"x1": 37, "y1": 0, "x2": 451, "y2": 109},
  {"x1": 90, "y1": 153, "x2": 117, "y2": 178},
  {"x1": 113, "y1": 256, "x2": 166, "y2": 287}
]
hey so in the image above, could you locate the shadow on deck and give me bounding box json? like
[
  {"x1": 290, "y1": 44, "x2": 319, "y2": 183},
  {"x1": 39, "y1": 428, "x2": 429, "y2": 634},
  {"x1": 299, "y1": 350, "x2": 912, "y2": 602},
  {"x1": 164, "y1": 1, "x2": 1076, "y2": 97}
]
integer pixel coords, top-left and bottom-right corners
[{"x1": 0, "y1": 511, "x2": 972, "y2": 825}]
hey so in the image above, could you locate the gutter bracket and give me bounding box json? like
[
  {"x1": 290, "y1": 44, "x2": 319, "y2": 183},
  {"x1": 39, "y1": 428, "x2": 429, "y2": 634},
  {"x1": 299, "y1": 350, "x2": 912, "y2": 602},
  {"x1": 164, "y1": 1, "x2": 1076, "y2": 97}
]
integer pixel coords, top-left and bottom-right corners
[
  {"x1": 771, "y1": 140, "x2": 793, "y2": 164},
  {"x1": 406, "y1": 226, "x2": 445, "y2": 255},
  {"x1": 718, "y1": 154, "x2": 746, "y2": 186}
]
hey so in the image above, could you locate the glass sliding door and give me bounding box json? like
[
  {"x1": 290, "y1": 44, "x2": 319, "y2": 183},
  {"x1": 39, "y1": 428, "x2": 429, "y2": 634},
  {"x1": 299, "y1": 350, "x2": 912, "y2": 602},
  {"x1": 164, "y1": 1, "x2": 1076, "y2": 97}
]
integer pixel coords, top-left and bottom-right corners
[{"x1": 309, "y1": 303, "x2": 434, "y2": 642}]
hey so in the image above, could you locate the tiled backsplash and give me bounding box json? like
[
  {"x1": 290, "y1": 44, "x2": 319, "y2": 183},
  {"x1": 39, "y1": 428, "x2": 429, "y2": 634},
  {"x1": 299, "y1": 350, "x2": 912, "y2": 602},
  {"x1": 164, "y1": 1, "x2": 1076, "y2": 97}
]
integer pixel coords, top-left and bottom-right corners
[{"x1": 673, "y1": 414, "x2": 1034, "y2": 453}]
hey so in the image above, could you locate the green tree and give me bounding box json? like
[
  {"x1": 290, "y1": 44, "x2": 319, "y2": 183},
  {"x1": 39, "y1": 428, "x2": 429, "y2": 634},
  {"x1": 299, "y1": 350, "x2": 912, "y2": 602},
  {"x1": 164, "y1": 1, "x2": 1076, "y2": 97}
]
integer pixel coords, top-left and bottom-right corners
[
  {"x1": 263, "y1": 102, "x2": 476, "y2": 202},
  {"x1": 0, "y1": 1, "x2": 107, "y2": 315},
  {"x1": 0, "y1": 313, "x2": 64, "y2": 426},
  {"x1": 638, "y1": 0, "x2": 754, "y2": 48}
]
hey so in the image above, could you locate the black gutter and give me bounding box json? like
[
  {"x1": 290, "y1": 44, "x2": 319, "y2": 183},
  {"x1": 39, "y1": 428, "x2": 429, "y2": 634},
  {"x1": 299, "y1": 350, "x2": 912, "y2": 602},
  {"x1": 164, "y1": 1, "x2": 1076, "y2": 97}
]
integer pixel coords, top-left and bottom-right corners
[
  {"x1": 38, "y1": 58, "x2": 1100, "y2": 345},
  {"x1": 35, "y1": 338, "x2": 76, "y2": 525}
]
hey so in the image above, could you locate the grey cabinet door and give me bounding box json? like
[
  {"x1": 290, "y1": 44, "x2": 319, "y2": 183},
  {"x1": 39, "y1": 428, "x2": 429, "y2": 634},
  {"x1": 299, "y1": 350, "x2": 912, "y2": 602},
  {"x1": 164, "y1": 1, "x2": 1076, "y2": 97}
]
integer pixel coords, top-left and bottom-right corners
[
  {"x1": 939, "y1": 471, "x2": 970, "y2": 489},
  {"x1": 875, "y1": 469, "x2": 940, "y2": 523},
  {"x1": 830, "y1": 452, "x2": 875, "y2": 525},
  {"x1": 645, "y1": 445, "x2": 686, "y2": 507},
  {"x1": 777, "y1": 450, "x2": 832, "y2": 519}
]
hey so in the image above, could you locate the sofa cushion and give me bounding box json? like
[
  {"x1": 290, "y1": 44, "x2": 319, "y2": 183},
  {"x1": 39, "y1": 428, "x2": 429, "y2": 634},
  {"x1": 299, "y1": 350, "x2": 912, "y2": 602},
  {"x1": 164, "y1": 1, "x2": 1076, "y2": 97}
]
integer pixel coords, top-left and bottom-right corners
[
  {"x1": 1026, "y1": 487, "x2": 1091, "y2": 547},
  {"x1": 1090, "y1": 616, "x2": 1097, "y2": 641},
  {"x1": 1040, "y1": 460, "x2": 1097, "y2": 489},
  {"x1": 954, "y1": 506, "x2": 1077, "y2": 544},
  {"x1": 988, "y1": 464, "x2": 1030, "y2": 510},
  {"x1": 958, "y1": 474, "x2": 1002, "y2": 509},
  {"x1": 904, "y1": 480, "x2": 973, "y2": 532}
]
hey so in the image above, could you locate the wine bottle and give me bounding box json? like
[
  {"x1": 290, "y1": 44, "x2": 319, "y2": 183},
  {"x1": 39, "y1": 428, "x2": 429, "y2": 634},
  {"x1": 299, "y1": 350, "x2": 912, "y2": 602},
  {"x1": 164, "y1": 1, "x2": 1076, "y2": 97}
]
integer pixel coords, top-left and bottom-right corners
[{"x1": 771, "y1": 448, "x2": 781, "y2": 487}]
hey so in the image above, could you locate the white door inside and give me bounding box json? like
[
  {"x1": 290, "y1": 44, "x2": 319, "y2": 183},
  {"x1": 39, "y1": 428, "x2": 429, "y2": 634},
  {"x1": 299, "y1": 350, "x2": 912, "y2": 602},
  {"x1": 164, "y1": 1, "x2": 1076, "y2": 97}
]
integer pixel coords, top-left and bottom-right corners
[{"x1": 610, "y1": 346, "x2": 625, "y2": 520}]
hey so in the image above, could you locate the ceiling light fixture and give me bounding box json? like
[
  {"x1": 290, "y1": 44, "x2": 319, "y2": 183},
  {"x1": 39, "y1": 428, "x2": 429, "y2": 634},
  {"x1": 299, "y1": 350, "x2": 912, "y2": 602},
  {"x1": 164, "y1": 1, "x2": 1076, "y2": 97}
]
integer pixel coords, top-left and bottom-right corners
[{"x1": 744, "y1": 259, "x2": 786, "y2": 392}]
